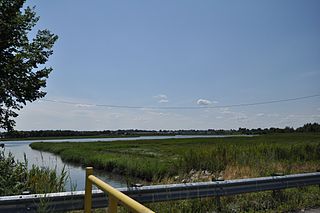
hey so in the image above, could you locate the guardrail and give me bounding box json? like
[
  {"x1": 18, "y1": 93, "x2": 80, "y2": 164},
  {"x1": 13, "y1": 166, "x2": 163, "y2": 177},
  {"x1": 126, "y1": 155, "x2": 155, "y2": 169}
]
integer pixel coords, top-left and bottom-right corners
[
  {"x1": 84, "y1": 167, "x2": 154, "y2": 213},
  {"x1": 0, "y1": 171, "x2": 319, "y2": 213}
]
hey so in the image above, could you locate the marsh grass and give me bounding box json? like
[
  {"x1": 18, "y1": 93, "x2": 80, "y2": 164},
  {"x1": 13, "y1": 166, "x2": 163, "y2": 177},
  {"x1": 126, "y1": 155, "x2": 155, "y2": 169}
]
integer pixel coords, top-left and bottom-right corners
[
  {"x1": 27, "y1": 164, "x2": 67, "y2": 194},
  {"x1": 31, "y1": 133, "x2": 320, "y2": 212},
  {"x1": 30, "y1": 133, "x2": 320, "y2": 181},
  {"x1": 0, "y1": 150, "x2": 68, "y2": 196}
]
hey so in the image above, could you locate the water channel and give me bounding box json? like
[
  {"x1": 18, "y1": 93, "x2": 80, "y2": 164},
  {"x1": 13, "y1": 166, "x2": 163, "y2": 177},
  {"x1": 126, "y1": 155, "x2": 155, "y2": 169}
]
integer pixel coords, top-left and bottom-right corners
[{"x1": 2, "y1": 135, "x2": 248, "y2": 191}]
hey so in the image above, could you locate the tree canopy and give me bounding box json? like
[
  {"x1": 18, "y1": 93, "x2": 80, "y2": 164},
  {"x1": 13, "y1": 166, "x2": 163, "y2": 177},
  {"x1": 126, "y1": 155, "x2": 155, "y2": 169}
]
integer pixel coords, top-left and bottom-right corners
[{"x1": 0, "y1": 0, "x2": 57, "y2": 131}]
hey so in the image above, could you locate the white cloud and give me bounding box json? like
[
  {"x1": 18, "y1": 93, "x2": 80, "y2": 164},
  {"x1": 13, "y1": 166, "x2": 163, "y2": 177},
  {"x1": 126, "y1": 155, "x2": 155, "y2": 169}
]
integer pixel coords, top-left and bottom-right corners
[
  {"x1": 154, "y1": 94, "x2": 169, "y2": 103},
  {"x1": 159, "y1": 99, "x2": 169, "y2": 103},
  {"x1": 75, "y1": 104, "x2": 94, "y2": 108},
  {"x1": 256, "y1": 113, "x2": 265, "y2": 117},
  {"x1": 197, "y1": 99, "x2": 211, "y2": 105},
  {"x1": 155, "y1": 94, "x2": 167, "y2": 99}
]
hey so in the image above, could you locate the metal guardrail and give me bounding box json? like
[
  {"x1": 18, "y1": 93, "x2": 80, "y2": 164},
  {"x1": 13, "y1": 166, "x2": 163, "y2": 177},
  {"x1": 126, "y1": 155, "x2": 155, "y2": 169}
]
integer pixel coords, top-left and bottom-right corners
[
  {"x1": 84, "y1": 167, "x2": 154, "y2": 213},
  {"x1": 0, "y1": 172, "x2": 319, "y2": 213}
]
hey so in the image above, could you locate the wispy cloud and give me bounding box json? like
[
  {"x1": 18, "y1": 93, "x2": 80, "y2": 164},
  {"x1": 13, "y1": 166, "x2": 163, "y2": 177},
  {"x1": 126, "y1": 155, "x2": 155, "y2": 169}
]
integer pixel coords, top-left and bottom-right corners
[
  {"x1": 75, "y1": 104, "x2": 94, "y2": 108},
  {"x1": 197, "y1": 99, "x2": 211, "y2": 105},
  {"x1": 154, "y1": 94, "x2": 169, "y2": 103},
  {"x1": 155, "y1": 94, "x2": 167, "y2": 99},
  {"x1": 159, "y1": 99, "x2": 169, "y2": 103},
  {"x1": 256, "y1": 113, "x2": 265, "y2": 117},
  {"x1": 196, "y1": 99, "x2": 218, "y2": 106}
]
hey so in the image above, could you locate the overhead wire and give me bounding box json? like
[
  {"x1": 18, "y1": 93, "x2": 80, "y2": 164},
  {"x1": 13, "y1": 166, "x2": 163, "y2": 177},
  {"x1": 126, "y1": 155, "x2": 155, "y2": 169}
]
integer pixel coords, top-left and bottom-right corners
[{"x1": 41, "y1": 94, "x2": 320, "y2": 110}]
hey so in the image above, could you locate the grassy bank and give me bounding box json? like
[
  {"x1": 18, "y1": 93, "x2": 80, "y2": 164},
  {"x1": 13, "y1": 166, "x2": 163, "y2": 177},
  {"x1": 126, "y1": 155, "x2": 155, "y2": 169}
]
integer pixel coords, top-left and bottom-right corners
[{"x1": 30, "y1": 133, "x2": 320, "y2": 212}]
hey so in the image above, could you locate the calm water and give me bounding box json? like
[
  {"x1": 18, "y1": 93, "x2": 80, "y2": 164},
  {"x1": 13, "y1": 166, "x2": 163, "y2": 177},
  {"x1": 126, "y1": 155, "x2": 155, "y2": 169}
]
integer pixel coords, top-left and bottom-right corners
[{"x1": 1, "y1": 135, "x2": 248, "y2": 191}]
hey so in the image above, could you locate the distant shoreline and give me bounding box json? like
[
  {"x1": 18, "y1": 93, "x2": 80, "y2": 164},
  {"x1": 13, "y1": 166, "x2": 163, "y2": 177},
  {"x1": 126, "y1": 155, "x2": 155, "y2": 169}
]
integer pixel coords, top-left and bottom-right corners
[
  {"x1": 1, "y1": 123, "x2": 319, "y2": 141},
  {"x1": 0, "y1": 134, "x2": 250, "y2": 142}
]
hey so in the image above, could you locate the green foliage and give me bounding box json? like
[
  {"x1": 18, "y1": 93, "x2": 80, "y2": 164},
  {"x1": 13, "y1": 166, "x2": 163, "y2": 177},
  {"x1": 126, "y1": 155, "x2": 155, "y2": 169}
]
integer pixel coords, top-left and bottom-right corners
[
  {"x1": 0, "y1": 0, "x2": 58, "y2": 131},
  {"x1": 0, "y1": 151, "x2": 28, "y2": 195},
  {"x1": 0, "y1": 150, "x2": 66, "y2": 196},
  {"x1": 27, "y1": 165, "x2": 67, "y2": 194},
  {"x1": 297, "y1": 123, "x2": 320, "y2": 132}
]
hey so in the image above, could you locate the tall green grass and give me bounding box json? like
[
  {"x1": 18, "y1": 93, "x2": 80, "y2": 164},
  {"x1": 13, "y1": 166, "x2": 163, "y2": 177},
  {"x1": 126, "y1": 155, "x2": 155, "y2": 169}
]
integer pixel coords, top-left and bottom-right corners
[
  {"x1": 0, "y1": 150, "x2": 67, "y2": 196},
  {"x1": 29, "y1": 133, "x2": 320, "y2": 212},
  {"x1": 30, "y1": 133, "x2": 320, "y2": 181},
  {"x1": 178, "y1": 142, "x2": 320, "y2": 176}
]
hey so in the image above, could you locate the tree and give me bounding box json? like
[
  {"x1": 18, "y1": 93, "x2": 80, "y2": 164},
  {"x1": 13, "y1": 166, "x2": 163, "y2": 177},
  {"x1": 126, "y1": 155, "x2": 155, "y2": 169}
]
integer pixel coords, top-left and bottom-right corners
[{"x1": 0, "y1": 0, "x2": 58, "y2": 131}]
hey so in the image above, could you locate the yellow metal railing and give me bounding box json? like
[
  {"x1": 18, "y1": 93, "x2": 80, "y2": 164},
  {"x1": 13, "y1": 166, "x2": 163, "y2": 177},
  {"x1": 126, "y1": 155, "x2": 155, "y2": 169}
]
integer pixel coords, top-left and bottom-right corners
[{"x1": 84, "y1": 167, "x2": 155, "y2": 213}]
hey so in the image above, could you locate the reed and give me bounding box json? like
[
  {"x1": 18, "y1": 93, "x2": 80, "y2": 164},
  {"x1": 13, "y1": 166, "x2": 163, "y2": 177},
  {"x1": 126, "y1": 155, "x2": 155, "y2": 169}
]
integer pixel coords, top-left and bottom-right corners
[
  {"x1": 0, "y1": 150, "x2": 67, "y2": 196},
  {"x1": 30, "y1": 133, "x2": 320, "y2": 181},
  {"x1": 33, "y1": 133, "x2": 320, "y2": 212}
]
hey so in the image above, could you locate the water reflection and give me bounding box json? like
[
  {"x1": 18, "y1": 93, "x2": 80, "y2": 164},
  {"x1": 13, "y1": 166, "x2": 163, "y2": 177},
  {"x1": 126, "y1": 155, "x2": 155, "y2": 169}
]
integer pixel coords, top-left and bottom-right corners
[{"x1": 3, "y1": 140, "x2": 127, "y2": 190}]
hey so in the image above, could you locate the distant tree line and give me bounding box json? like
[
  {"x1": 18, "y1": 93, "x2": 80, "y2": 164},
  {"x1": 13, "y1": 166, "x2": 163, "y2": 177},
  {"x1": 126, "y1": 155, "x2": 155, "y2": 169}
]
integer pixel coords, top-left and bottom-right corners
[
  {"x1": 0, "y1": 123, "x2": 319, "y2": 139},
  {"x1": 0, "y1": 129, "x2": 161, "y2": 139}
]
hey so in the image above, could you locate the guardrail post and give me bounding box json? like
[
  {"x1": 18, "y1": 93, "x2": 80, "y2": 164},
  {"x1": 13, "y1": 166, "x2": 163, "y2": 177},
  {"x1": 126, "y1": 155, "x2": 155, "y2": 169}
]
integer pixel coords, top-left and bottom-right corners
[
  {"x1": 108, "y1": 194, "x2": 118, "y2": 213},
  {"x1": 271, "y1": 173, "x2": 284, "y2": 202},
  {"x1": 215, "y1": 196, "x2": 221, "y2": 212},
  {"x1": 84, "y1": 167, "x2": 93, "y2": 213},
  {"x1": 317, "y1": 170, "x2": 320, "y2": 189},
  {"x1": 213, "y1": 178, "x2": 223, "y2": 212}
]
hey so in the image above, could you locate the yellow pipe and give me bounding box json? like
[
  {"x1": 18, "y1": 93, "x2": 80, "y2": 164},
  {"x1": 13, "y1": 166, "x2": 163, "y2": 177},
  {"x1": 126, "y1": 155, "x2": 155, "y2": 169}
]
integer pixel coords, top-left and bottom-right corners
[
  {"x1": 88, "y1": 175, "x2": 155, "y2": 213},
  {"x1": 84, "y1": 167, "x2": 93, "y2": 213}
]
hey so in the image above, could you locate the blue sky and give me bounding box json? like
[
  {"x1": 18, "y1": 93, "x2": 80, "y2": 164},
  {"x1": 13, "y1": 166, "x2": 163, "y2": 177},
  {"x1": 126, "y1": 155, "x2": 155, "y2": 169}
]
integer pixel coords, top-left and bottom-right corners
[{"x1": 16, "y1": 0, "x2": 320, "y2": 130}]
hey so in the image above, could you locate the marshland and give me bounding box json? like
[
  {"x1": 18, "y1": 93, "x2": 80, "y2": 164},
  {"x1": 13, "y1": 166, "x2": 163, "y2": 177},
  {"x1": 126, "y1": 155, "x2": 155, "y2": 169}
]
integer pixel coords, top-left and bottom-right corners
[{"x1": 27, "y1": 132, "x2": 320, "y2": 212}]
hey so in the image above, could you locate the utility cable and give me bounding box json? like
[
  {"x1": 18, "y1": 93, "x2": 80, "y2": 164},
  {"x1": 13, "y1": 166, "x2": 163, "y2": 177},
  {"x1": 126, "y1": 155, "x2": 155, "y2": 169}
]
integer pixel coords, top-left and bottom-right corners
[{"x1": 41, "y1": 94, "x2": 320, "y2": 110}]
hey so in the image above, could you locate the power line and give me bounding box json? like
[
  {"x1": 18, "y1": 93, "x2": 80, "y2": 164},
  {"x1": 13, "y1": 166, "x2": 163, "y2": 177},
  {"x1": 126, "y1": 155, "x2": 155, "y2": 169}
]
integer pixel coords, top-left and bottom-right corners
[{"x1": 41, "y1": 94, "x2": 320, "y2": 110}]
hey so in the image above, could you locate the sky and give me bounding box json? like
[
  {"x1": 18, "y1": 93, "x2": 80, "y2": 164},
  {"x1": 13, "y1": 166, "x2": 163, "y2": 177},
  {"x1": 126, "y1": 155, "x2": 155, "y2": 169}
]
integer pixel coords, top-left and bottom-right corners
[{"x1": 15, "y1": 0, "x2": 320, "y2": 130}]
